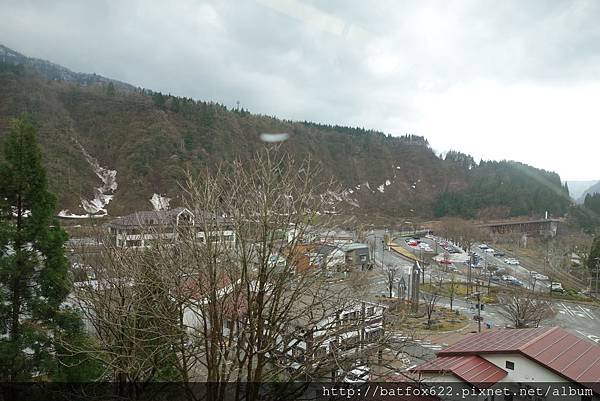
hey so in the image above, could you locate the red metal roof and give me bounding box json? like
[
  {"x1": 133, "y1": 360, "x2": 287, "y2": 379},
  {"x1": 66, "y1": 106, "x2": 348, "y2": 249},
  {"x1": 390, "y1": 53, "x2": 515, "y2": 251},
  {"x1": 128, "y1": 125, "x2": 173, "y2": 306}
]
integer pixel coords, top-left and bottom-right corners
[
  {"x1": 438, "y1": 326, "x2": 553, "y2": 355},
  {"x1": 433, "y1": 327, "x2": 600, "y2": 393},
  {"x1": 412, "y1": 355, "x2": 507, "y2": 388}
]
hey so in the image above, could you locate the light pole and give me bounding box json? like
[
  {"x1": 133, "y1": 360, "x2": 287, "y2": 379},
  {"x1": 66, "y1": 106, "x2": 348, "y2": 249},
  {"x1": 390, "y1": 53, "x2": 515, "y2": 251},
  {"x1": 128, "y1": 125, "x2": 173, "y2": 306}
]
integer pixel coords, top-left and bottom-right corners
[
  {"x1": 530, "y1": 271, "x2": 537, "y2": 293},
  {"x1": 467, "y1": 291, "x2": 482, "y2": 333},
  {"x1": 594, "y1": 257, "x2": 600, "y2": 295},
  {"x1": 475, "y1": 291, "x2": 482, "y2": 333},
  {"x1": 467, "y1": 252, "x2": 474, "y2": 296}
]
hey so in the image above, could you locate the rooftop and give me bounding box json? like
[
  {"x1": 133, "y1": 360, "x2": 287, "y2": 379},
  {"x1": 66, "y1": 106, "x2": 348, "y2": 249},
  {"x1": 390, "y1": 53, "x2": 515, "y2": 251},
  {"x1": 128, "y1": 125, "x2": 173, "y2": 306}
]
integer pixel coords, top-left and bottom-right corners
[
  {"x1": 413, "y1": 355, "x2": 507, "y2": 388},
  {"x1": 108, "y1": 207, "x2": 229, "y2": 227},
  {"x1": 340, "y1": 243, "x2": 369, "y2": 252},
  {"x1": 414, "y1": 327, "x2": 600, "y2": 393}
]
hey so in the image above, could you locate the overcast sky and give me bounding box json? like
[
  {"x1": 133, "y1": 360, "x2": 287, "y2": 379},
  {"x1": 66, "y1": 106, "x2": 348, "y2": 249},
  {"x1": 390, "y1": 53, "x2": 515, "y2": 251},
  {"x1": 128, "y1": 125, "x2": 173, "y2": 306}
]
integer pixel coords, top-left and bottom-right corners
[{"x1": 2, "y1": 0, "x2": 599, "y2": 181}]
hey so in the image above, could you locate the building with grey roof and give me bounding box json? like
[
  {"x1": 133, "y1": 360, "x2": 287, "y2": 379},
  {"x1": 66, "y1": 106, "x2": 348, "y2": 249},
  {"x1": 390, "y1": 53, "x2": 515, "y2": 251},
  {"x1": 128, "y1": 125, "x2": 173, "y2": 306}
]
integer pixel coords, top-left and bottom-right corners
[{"x1": 106, "y1": 207, "x2": 235, "y2": 248}]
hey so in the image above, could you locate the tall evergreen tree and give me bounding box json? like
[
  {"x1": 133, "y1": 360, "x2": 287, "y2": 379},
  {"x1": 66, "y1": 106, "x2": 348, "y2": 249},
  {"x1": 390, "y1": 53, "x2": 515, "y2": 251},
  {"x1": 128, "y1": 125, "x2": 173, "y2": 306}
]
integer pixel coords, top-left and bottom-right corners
[{"x1": 0, "y1": 114, "x2": 98, "y2": 380}]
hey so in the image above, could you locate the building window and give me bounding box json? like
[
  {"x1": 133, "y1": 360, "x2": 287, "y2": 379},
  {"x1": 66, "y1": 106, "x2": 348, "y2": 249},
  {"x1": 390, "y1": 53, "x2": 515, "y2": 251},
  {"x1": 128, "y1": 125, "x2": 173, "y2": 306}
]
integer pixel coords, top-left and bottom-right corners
[
  {"x1": 505, "y1": 360, "x2": 514, "y2": 370},
  {"x1": 366, "y1": 307, "x2": 375, "y2": 316}
]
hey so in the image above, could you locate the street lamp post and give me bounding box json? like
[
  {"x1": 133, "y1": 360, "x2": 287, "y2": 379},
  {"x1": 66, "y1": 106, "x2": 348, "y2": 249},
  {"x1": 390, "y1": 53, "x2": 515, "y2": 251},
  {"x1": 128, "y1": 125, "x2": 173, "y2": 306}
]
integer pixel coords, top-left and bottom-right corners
[
  {"x1": 530, "y1": 272, "x2": 537, "y2": 293},
  {"x1": 590, "y1": 257, "x2": 600, "y2": 295},
  {"x1": 475, "y1": 291, "x2": 482, "y2": 333}
]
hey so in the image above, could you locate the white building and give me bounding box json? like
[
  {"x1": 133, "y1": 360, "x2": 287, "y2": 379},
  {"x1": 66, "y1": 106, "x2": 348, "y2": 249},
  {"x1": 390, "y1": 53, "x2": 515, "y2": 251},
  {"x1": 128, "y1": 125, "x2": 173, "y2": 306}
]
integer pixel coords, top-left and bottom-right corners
[
  {"x1": 411, "y1": 326, "x2": 600, "y2": 399},
  {"x1": 106, "y1": 207, "x2": 235, "y2": 248}
]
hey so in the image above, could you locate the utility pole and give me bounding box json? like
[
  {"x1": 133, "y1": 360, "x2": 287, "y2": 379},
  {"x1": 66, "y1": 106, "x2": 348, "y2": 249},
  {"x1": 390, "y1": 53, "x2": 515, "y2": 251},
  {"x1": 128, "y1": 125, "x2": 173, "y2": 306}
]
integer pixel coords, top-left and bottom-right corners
[
  {"x1": 467, "y1": 253, "x2": 473, "y2": 296},
  {"x1": 420, "y1": 248, "x2": 425, "y2": 285},
  {"x1": 467, "y1": 291, "x2": 482, "y2": 333},
  {"x1": 594, "y1": 257, "x2": 600, "y2": 295},
  {"x1": 476, "y1": 292, "x2": 481, "y2": 333}
]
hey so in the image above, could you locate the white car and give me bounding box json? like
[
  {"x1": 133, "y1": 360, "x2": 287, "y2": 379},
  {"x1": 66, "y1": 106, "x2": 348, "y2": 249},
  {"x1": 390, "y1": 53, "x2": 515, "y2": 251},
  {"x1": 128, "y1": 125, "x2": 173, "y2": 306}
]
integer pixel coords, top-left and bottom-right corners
[
  {"x1": 478, "y1": 244, "x2": 489, "y2": 249},
  {"x1": 485, "y1": 248, "x2": 495, "y2": 253},
  {"x1": 551, "y1": 282, "x2": 564, "y2": 293},
  {"x1": 343, "y1": 366, "x2": 370, "y2": 384},
  {"x1": 532, "y1": 272, "x2": 549, "y2": 281},
  {"x1": 504, "y1": 258, "x2": 520, "y2": 265}
]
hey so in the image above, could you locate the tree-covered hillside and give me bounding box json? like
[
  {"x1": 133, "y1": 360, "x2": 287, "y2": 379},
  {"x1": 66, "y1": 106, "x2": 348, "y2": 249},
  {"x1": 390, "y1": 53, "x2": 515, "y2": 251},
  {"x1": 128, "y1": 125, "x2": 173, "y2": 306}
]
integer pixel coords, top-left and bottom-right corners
[
  {"x1": 433, "y1": 158, "x2": 571, "y2": 219},
  {"x1": 0, "y1": 46, "x2": 574, "y2": 220}
]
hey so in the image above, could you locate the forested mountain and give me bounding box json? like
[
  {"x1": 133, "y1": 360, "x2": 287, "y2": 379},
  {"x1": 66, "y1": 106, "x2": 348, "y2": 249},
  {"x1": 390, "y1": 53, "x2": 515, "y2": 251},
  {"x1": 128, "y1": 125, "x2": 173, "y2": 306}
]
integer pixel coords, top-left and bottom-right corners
[
  {"x1": 434, "y1": 158, "x2": 571, "y2": 218},
  {"x1": 566, "y1": 179, "x2": 599, "y2": 202},
  {"x1": 0, "y1": 45, "x2": 572, "y2": 220},
  {"x1": 578, "y1": 181, "x2": 600, "y2": 203}
]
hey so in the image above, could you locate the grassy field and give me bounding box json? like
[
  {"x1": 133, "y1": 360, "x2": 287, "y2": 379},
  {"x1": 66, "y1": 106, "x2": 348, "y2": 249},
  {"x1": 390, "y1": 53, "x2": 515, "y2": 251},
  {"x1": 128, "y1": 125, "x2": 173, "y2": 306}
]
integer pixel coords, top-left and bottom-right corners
[{"x1": 422, "y1": 282, "x2": 499, "y2": 304}]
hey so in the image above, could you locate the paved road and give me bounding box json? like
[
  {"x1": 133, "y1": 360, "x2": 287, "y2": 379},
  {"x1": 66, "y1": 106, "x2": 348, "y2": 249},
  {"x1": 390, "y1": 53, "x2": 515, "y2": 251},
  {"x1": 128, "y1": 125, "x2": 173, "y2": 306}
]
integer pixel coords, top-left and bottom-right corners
[
  {"x1": 363, "y1": 231, "x2": 600, "y2": 344},
  {"x1": 470, "y1": 244, "x2": 551, "y2": 292}
]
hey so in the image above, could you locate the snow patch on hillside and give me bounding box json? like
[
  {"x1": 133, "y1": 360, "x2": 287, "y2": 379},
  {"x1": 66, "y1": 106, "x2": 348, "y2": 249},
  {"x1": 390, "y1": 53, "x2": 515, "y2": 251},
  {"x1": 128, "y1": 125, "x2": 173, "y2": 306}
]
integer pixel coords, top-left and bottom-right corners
[
  {"x1": 150, "y1": 193, "x2": 171, "y2": 211},
  {"x1": 77, "y1": 141, "x2": 117, "y2": 215},
  {"x1": 58, "y1": 210, "x2": 105, "y2": 219},
  {"x1": 59, "y1": 139, "x2": 117, "y2": 218}
]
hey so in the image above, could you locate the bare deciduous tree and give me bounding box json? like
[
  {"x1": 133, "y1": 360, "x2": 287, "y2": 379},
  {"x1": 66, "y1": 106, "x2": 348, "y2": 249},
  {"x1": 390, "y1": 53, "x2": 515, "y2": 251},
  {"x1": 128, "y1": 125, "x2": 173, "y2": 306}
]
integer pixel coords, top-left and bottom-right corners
[
  {"x1": 69, "y1": 149, "x2": 416, "y2": 400},
  {"x1": 385, "y1": 266, "x2": 397, "y2": 298},
  {"x1": 447, "y1": 273, "x2": 459, "y2": 312},
  {"x1": 422, "y1": 277, "x2": 443, "y2": 329},
  {"x1": 497, "y1": 290, "x2": 554, "y2": 328}
]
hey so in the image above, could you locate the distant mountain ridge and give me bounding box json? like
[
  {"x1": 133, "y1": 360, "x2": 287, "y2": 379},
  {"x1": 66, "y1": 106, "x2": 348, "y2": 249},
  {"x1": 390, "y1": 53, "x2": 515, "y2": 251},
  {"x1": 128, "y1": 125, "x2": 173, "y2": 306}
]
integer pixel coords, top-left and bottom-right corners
[
  {"x1": 0, "y1": 44, "x2": 572, "y2": 220},
  {"x1": 578, "y1": 181, "x2": 600, "y2": 203},
  {"x1": 0, "y1": 44, "x2": 136, "y2": 92},
  {"x1": 566, "y1": 180, "x2": 599, "y2": 202}
]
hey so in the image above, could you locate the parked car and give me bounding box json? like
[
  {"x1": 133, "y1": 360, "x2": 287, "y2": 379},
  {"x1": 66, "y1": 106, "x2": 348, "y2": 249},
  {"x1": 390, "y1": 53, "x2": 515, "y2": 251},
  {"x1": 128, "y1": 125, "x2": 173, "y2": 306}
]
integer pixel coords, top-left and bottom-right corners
[
  {"x1": 504, "y1": 258, "x2": 520, "y2": 265},
  {"x1": 343, "y1": 366, "x2": 370, "y2": 384},
  {"x1": 493, "y1": 252, "x2": 505, "y2": 257},
  {"x1": 551, "y1": 282, "x2": 564, "y2": 293},
  {"x1": 529, "y1": 270, "x2": 548, "y2": 280},
  {"x1": 478, "y1": 244, "x2": 489, "y2": 249},
  {"x1": 485, "y1": 248, "x2": 495, "y2": 253}
]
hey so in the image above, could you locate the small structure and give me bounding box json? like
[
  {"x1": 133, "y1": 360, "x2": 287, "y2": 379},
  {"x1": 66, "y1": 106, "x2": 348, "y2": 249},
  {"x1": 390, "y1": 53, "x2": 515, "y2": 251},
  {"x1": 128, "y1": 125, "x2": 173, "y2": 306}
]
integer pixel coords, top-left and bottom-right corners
[
  {"x1": 282, "y1": 243, "x2": 324, "y2": 273},
  {"x1": 314, "y1": 244, "x2": 346, "y2": 269},
  {"x1": 322, "y1": 229, "x2": 355, "y2": 245},
  {"x1": 340, "y1": 243, "x2": 370, "y2": 271}
]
